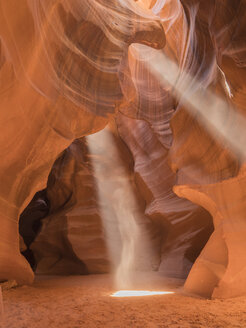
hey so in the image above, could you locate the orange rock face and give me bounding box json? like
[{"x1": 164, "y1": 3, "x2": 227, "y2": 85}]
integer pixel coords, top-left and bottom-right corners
[
  {"x1": 116, "y1": 113, "x2": 213, "y2": 278},
  {"x1": 0, "y1": 1, "x2": 164, "y2": 284},
  {"x1": 175, "y1": 170, "x2": 246, "y2": 298},
  {"x1": 1, "y1": 0, "x2": 246, "y2": 299},
  {"x1": 125, "y1": 0, "x2": 246, "y2": 298},
  {"x1": 29, "y1": 124, "x2": 162, "y2": 276},
  {"x1": 31, "y1": 138, "x2": 110, "y2": 275}
]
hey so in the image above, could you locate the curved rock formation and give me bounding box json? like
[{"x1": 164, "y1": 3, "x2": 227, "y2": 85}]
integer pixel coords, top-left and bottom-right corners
[
  {"x1": 31, "y1": 138, "x2": 109, "y2": 275},
  {"x1": 19, "y1": 190, "x2": 49, "y2": 269},
  {"x1": 117, "y1": 113, "x2": 213, "y2": 278},
  {"x1": 117, "y1": 0, "x2": 246, "y2": 297},
  {"x1": 30, "y1": 124, "x2": 161, "y2": 276},
  {"x1": 1, "y1": 0, "x2": 246, "y2": 300},
  {"x1": 175, "y1": 169, "x2": 246, "y2": 298},
  {"x1": 0, "y1": 1, "x2": 165, "y2": 284},
  {"x1": 169, "y1": 1, "x2": 246, "y2": 298}
]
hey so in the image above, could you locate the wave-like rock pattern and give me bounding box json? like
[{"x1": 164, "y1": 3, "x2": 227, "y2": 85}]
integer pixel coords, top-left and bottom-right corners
[
  {"x1": 117, "y1": 113, "x2": 213, "y2": 278},
  {"x1": 31, "y1": 125, "x2": 161, "y2": 275},
  {"x1": 119, "y1": 0, "x2": 246, "y2": 297},
  {"x1": 31, "y1": 138, "x2": 110, "y2": 275},
  {"x1": 0, "y1": 0, "x2": 246, "y2": 299},
  {"x1": 0, "y1": 1, "x2": 164, "y2": 283},
  {"x1": 169, "y1": 1, "x2": 246, "y2": 298},
  {"x1": 175, "y1": 169, "x2": 246, "y2": 298}
]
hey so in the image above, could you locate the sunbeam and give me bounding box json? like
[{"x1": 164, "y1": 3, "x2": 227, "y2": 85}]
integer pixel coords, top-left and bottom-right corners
[
  {"x1": 111, "y1": 290, "x2": 174, "y2": 297},
  {"x1": 132, "y1": 44, "x2": 246, "y2": 161},
  {"x1": 86, "y1": 123, "x2": 155, "y2": 289}
]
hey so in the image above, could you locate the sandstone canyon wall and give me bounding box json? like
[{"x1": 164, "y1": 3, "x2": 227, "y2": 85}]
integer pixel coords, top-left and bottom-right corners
[
  {"x1": 24, "y1": 121, "x2": 212, "y2": 279},
  {"x1": 0, "y1": 0, "x2": 164, "y2": 284},
  {"x1": 1, "y1": 0, "x2": 246, "y2": 299}
]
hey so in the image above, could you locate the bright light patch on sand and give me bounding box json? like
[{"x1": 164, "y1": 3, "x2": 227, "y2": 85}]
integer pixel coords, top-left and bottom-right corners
[{"x1": 111, "y1": 290, "x2": 174, "y2": 297}]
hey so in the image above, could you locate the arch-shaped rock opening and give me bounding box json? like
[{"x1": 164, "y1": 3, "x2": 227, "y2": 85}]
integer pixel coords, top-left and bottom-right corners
[{"x1": 19, "y1": 121, "x2": 214, "y2": 283}]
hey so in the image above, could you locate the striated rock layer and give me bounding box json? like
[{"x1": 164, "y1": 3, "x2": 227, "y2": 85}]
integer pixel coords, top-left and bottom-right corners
[
  {"x1": 31, "y1": 138, "x2": 110, "y2": 275},
  {"x1": 26, "y1": 116, "x2": 212, "y2": 281},
  {"x1": 0, "y1": 0, "x2": 164, "y2": 284},
  {"x1": 1, "y1": 0, "x2": 246, "y2": 300},
  {"x1": 119, "y1": 0, "x2": 246, "y2": 298},
  {"x1": 117, "y1": 113, "x2": 213, "y2": 278},
  {"x1": 175, "y1": 169, "x2": 246, "y2": 298},
  {"x1": 30, "y1": 123, "x2": 162, "y2": 276}
]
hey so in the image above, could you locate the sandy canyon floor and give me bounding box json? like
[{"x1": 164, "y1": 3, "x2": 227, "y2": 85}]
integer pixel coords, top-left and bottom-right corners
[{"x1": 1, "y1": 273, "x2": 246, "y2": 328}]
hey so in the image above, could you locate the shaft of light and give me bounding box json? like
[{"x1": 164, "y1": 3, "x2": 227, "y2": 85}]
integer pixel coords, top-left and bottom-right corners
[
  {"x1": 133, "y1": 44, "x2": 246, "y2": 161},
  {"x1": 86, "y1": 125, "x2": 154, "y2": 289}
]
